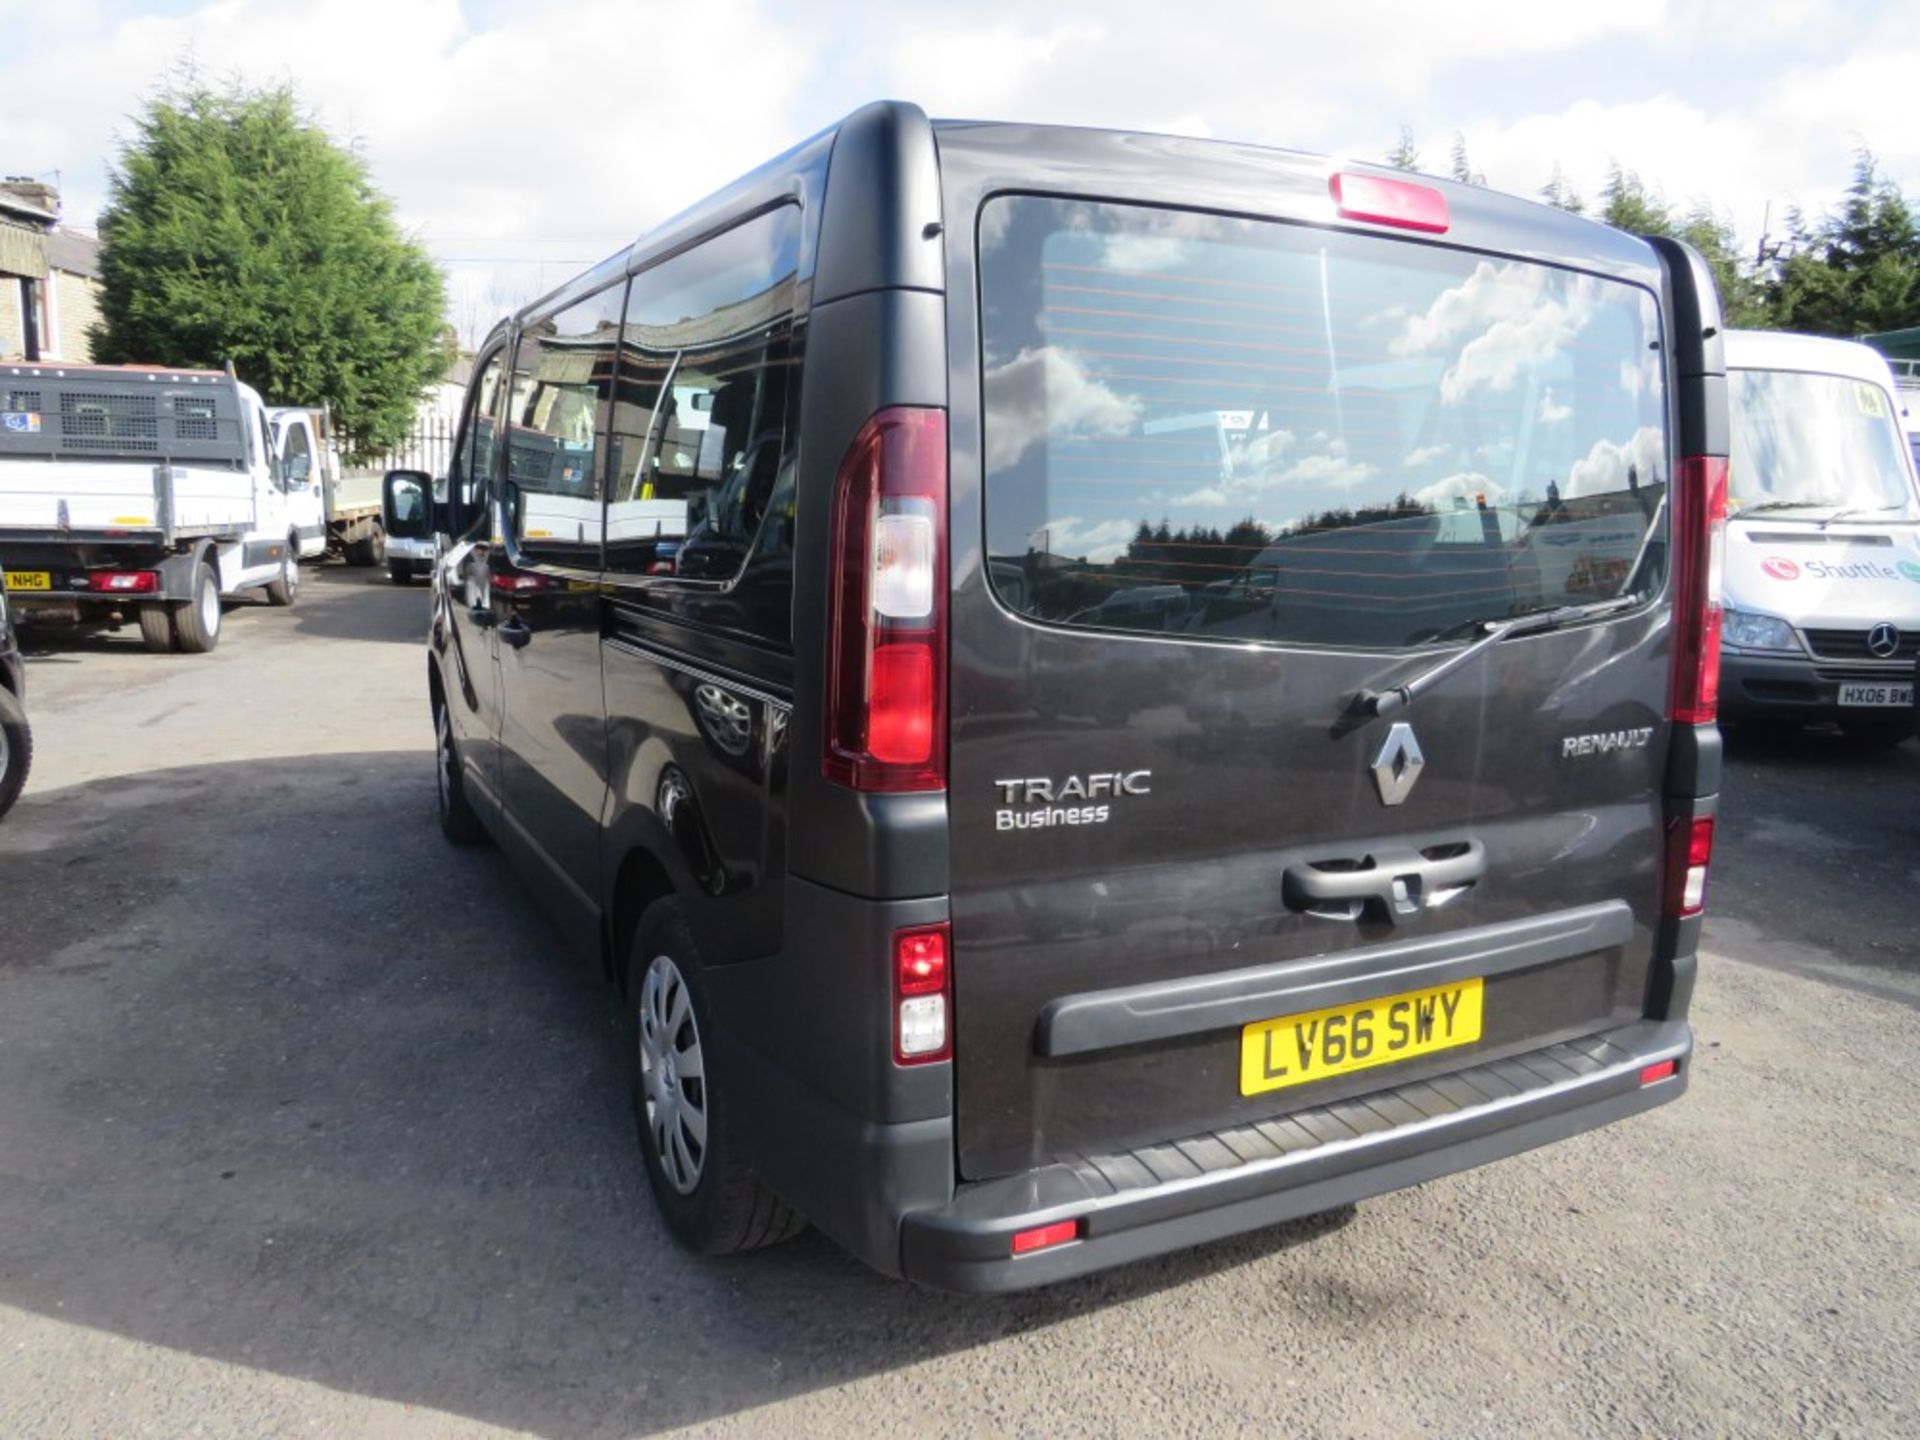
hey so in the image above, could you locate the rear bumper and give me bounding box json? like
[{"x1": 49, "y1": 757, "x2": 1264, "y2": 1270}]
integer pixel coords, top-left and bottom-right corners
[
  {"x1": 1721, "y1": 649, "x2": 1914, "y2": 723},
  {"x1": 898, "y1": 1018, "x2": 1689, "y2": 1292}
]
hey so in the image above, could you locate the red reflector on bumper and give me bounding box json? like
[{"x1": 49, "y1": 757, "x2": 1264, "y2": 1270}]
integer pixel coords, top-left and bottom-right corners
[
  {"x1": 1010, "y1": 1219, "x2": 1081, "y2": 1256},
  {"x1": 1639, "y1": 1059, "x2": 1679, "y2": 1086}
]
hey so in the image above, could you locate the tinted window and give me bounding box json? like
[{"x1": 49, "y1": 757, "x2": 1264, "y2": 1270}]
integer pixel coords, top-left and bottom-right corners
[
  {"x1": 978, "y1": 196, "x2": 1669, "y2": 650},
  {"x1": 451, "y1": 348, "x2": 508, "y2": 531},
  {"x1": 1728, "y1": 368, "x2": 1918, "y2": 517},
  {"x1": 606, "y1": 206, "x2": 801, "y2": 585},
  {"x1": 505, "y1": 285, "x2": 624, "y2": 561}
]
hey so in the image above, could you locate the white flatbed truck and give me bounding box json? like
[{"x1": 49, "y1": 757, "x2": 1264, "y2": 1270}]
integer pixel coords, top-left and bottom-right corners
[{"x1": 0, "y1": 361, "x2": 306, "y2": 653}]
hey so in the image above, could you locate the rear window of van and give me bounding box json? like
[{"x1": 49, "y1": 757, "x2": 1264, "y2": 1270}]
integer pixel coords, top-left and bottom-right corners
[{"x1": 977, "y1": 195, "x2": 1670, "y2": 650}]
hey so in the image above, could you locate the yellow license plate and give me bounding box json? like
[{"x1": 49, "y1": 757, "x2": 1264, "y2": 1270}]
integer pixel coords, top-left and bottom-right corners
[
  {"x1": 3, "y1": 570, "x2": 52, "y2": 592},
  {"x1": 1240, "y1": 978, "x2": 1484, "y2": 1096}
]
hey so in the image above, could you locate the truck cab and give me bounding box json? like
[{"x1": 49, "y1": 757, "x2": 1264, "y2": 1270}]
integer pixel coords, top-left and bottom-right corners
[{"x1": 267, "y1": 407, "x2": 333, "y2": 563}]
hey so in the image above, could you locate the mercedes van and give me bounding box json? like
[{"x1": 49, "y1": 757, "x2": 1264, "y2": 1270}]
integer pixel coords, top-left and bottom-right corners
[
  {"x1": 1720, "y1": 331, "x2": 1920, "y2": 744},
  {"x1": 396, "y1": 103, "x2": 1724, "y2": 1291}
]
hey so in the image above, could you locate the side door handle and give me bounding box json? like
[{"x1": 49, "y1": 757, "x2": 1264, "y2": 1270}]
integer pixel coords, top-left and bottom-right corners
[
  {"x1": 498, "y1": 617, "x2": 531, "y2": 649},
  {"x1": 1283, "y1": 839, "x2": 1487, "y2": 924}
]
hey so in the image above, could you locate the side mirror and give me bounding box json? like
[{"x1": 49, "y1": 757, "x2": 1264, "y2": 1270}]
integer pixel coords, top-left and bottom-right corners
[{"x1": 382, "y1": 469, "x2": 434, "y2": 541}]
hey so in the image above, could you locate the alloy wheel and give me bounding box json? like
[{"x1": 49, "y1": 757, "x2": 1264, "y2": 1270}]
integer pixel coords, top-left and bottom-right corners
[{"x1": 638, "y1": 953, "x2": 708, "y2": 1194}]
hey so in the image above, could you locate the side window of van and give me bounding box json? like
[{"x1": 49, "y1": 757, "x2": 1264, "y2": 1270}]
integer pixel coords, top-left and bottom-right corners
[
  {"x1": 504, "y1": 285, "x2": 625, "y2": 564},
  {"x1": 605, "y1": 205, "x2": 802, "y2": 596},
  {"x1": 450, "y1": 347, "x2": 508, "y2": 533}
]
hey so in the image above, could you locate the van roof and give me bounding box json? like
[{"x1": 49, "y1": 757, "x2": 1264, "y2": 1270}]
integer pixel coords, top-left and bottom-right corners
[
  {"x1": 508, "y1": 103, "x2": 1665, "y2": 331},
  {"x1": 930, "y1": 116, "x2": 1659, "y2": 275},
  {"x1": 1725, "y1": 329, "x2": 1903, "y2": 389}
]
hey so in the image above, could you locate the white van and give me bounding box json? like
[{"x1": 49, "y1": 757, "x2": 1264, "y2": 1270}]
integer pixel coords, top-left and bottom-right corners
[{"x1": 1721, "y1": 331, "x2": 1920, "y2": 743}]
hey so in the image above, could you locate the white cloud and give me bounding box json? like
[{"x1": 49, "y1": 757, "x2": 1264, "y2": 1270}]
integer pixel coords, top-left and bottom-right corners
[
  {"x1": 1538, "y1": 388, "x2": 1571, "y2": 424},
  {"x1": 1412, "y1": 470, "x2": 1505, "y2": 508},
  {"x1": 0, "y1": 0, "x2": 813, "y2": 334},
  {"x1": 1039, "y1": 516, "x2": 1143, "y2": 563},
  {"x1": 982, "y1": 345, "x2": 1142, "y2": 472},
  {"x1": 1281, "y1": 450, "x2": 1375, "y2": 488},
  {"x1": 1566, "y1": 425, "x2": 1665, "y2": 498},
  {"x1": 1403, "y1": 442, "x2": 1452, "y2": 467},
  {"x1": 1391, "y1": 261, "x2": 1598, "y2": 405},
  {"x1": 3, "y1": 0, "x2": 1913, "y2": 347},
  {"x1": 1098, "y1": 234, "x2": 1194, "y2": 273}
]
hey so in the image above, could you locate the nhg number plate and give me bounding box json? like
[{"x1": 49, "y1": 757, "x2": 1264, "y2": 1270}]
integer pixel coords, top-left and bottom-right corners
[
  {"x1": 3, "y1": 571, "x2": 52, "y2": 592},
  {"x1": 1240, "y1": 978, "x2": 1484, "y2": 1096}
]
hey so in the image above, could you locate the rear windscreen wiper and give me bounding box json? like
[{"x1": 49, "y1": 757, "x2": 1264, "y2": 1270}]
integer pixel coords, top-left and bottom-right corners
[{"x1": 1352, "y1": 593, "x2": 1648, "y2": 718}]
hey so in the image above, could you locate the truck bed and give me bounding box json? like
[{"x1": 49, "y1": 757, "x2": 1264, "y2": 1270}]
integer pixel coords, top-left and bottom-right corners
[
  {"x1": 2, "y1": 365, "x2": 256, "y2": 545},
  {"x1": 0, "y1": 457, "x2": 256, "y2": 542},
  {"x1": 329, "y1": 469, "x2": 386, "y2": 522}
]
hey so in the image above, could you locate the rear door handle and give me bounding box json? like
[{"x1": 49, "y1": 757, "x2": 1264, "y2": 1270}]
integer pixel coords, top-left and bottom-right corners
[
  {"x1": 1283, "y1": 839, "x2": 1486, "y2": 924},
  {"x1": 498, "y1": 617, "x2": 531, "y2": 649}
]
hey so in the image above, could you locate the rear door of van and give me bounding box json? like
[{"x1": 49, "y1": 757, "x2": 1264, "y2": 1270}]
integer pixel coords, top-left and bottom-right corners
[{"x1": 938, "y1": 132, "x2": 1701, "y2": 1181}]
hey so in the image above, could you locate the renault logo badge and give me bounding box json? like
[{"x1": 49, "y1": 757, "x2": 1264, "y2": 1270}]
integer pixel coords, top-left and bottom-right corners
[
  {"x1": 1371, "y1": 722, "x2": 1425, "y2": 807},
  {"x1": 1867, "y1": 622, "x2": 1901, "y2": 659}
]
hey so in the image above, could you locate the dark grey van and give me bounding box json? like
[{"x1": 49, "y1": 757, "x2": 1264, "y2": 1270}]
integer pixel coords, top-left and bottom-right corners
[{"x1": 391, "y1": 103, "x2": 1726, "y2": 1291}]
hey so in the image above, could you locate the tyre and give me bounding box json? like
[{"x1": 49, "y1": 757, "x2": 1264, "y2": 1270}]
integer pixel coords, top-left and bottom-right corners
[
  {"x1": 137, "y1": 602, "x2": 178, "y2": 654},
  {"x1": 345, "y1": 524, "x2": 387, "y2": 567},
  {"x1": 627, "y1": 898, "x2": 802, "y2": 1256},
  {"x1": 170, "y1": 561, "x2": 223, "y2": 654},
  {"x1": 388, "y1": 561, "x2": 414, "y2": 586},
  {"x1": 0, "y1": 686, "x2": 31, "y2": 820},
  {"x1": 265, "y1": 541, "x2": 300, "y2": 607},
  {"x1": 1838, "y1": 713, "x2": 1916, "y2": 748},
  {"x1": 434, "y1": 697, "x2": 487, "y2": 846}
]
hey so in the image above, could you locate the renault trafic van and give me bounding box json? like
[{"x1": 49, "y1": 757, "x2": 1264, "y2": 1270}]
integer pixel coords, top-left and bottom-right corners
[
  {"x1": 396, "y1": 104, "x2": 1724, "y2": 1291},
  {"x1": 1720, "y1": 331, "x2": 1920, "y2": 744}
]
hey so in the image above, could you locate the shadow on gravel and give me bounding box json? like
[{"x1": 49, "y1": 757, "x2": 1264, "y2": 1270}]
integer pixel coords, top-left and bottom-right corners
[
  {"x1": 0, "y1": 754, "x2": 1354, "y2": 1439},
  {"x1": 1720, "y1": 719, "x2": 1919, "y2": 770},
  {"x1": 290, "y1": 564, "x2": 430, "y2": 646}
]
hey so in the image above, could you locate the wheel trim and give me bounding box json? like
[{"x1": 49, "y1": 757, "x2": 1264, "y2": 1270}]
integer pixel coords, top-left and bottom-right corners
[
  {"x1": 638, "y1": 954, "x2": 707, "y2": 1194},
  {"x1": 0, "y1": 719, "x2": 9, "y2": 780},
  {"x1": 435, "y1": 705, "x2": 453, "y2": 816},
  {"x1": 200, "y1": 573, "x2": 221, "y2": 635},
  {"x1": 284, "y1": 552, "x2": 298, "y2": 597}
]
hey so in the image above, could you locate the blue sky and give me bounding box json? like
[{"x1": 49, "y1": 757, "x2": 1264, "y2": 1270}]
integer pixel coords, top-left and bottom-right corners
[{"x1": 2, "y1": 1, "x2": 1914, "y2": 338}]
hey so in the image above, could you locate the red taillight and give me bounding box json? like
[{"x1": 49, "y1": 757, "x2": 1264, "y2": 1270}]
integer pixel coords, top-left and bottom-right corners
[
  {"x1": 85, "y1": 570, "x2": 159, "y2": 594},
  {"x1": 1668, "y1": 455, "x2": 1728, "y2": 725},
  {"x1": 824, "y1": 407, "x2": 948, "y2": 793},
  {"x1": 1329, "y1": 173, "x2": 1450, "y2": 233},
  {"x1": 491, "y1": 571, "x2": 551, "y2": 594},
  {"x1": 893, "y1": 922, "x2": 951, "y2": 1064},
  {"x1": 1665, "y1": 814, "x2": 1715, "y2": 918},
  {"x1": 1639, "y1": 1059, "x2": 1679, "y2": 1086},
  {"x1": 1010, "y1": 1219, "x2": 1082, "y2": 1256}
]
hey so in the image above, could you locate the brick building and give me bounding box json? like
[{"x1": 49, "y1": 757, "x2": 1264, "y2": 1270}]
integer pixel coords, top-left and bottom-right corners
[{"x1": 1, "y1": 178, "x2": 102, "y2": 363}]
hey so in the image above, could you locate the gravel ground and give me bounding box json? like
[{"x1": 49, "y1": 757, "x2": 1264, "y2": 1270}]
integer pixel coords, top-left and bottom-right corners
[{"x1": 0, "y1": 567, "x2": 1914, "y2": 1439}]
